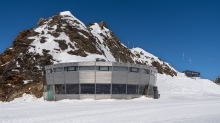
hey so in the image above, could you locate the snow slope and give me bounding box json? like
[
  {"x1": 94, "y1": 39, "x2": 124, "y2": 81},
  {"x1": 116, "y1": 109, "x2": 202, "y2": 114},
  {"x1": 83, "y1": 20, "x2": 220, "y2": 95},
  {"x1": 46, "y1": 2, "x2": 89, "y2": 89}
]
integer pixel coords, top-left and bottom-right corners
[{"x1": 1, "y1": 74, "x2": 220, "y2": 123}]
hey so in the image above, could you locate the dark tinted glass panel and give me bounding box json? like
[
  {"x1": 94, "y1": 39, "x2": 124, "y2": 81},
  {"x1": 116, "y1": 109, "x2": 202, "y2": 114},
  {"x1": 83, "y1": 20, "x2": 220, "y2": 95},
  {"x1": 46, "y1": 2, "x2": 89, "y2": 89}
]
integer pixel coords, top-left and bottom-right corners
[
  {"x1": 66, "y1": 84, "x2": 79, "y2": 94},
  {"x1": 53, "y1": 67, "x2": 63, "y2": 72},
  {"x1": 127, "y1": 84, "x2": 139, "y2": 94},
  {"x1": 64, "y1": 66, "x2": 78, "y2": 71},
  {"x1": 112, "y1": 84, "x2": 126, "y2": 94},
  {"x1": 96, "y1": 84, "x2": 111, "y2": 94},
  {"x1": 113, "y1": 66, "x2": 128, "y2": 71},
  {"x1": 55, "y1": 84, "x2": 65, "y2": 94},
  {"x1": 80, "y1": 84, "x2": 95, "y2": 94},
  {"x1": 47, "y1": 69, "x2": 52, "y2": 74},
  {"x1": 139, "y1": 85, "x2": 145, "y2": 95},
  {"x1": 79, "y1": 66, "x2": 95, "y2": 70},
  {"x1": 141, "y1": 69, "x2": 150, "y2": 74},
  {"x1": 98, "y1": 66, "x2": 109, "y2": 71},
  {"x1": 130, "y1": 67, "x2": 139, "y2": 73}
]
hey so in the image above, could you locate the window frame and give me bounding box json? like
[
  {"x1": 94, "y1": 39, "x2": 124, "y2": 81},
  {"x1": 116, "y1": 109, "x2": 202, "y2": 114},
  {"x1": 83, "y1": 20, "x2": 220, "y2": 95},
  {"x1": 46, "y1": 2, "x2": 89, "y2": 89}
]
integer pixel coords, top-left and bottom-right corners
[
  {"x1": 64, "y1": 66, "x2": 78, "y2": 71},
  {"x1": 112, "y1": 84, "x2": 126, "y2": 94},
  {"x1": 113, "y1": 66, "x2": 128, "y2": 72},
  {"x1": 130, "y1": 67, "x2": 139, "y2": 73},
  {"x1": 96, "y1": 84, "x2": 111, "y2": 94},
  {"x1": 66, "y1": 84, "x2": 79, "y2": 94},
  {"x1": 47, "y1": 69, "x2": 52, "y2": 74},
  {"x1": 79, "y1": 66, "x2": 96, "y2": 71},
  {"x1": 53, "y1": 67, "x2": 63, "y2": 73},
  {"x1": 80, "y1": 84, "x2": 95, "y2": 94},
  {"x1": 55, "y1": 84, "x2": 65, "y2": 94}
]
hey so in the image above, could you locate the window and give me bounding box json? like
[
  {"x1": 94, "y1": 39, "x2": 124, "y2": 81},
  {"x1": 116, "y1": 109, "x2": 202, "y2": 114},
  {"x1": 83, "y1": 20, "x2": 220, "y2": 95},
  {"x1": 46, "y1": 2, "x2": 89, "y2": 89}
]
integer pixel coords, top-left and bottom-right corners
[
  {"x1": 80, "y1": 84, "x2": 95, "y2": 94},
  {"x1": 112, "y1": 84, "x2": 126, "y2": 94},
  {"x1": 141, "y1": 69, "x2": 150, "y2": 74},
  {"x1": 64, "y1": 66, "x2": 78, "y2": 71},
  {"x1": 66, "y1": 84, "x2": 79, "y2": 94},
  {"x1": 96, "y1": 84, "x2": 111, "y2": 94},
  {"x1": 98, "y1": 66, "x2": 110, "y2": 71},
  {"x1": 55, "y1": 84, "x2": 65, "y2": 94},
  {"x1": 113, "y1": 66, "x2": 128, "y2": 71},
  {"x1": 127, "y1": 84, "x2": 139, "y2": 94},
  {"x1": 47, "y1": 69, "x2": 52, "y2": 74},
  {"x1": 79, "y1": 66, "x2": 95, "y2": 70},
  {"x1": 53, "y1": 67, "x2": 63, "y2": 72},
  {"x1": 130, "y1": 67, "x2": 139, "y2": 73}
]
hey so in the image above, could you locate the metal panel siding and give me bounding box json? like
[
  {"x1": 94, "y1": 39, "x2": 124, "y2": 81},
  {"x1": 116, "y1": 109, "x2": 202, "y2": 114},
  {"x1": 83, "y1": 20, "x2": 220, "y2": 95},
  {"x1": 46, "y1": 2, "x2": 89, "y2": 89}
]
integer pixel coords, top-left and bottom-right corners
[
  {"x1": 53, "y1": 73, "x2": 65, "y2": 84},
  {"x1": 127, "y1": 95, "x2": 139, "y2": 99},
  {"x1": 95, "y1": 94, "x2": 111, "y2": 100},
  {"x1": 46, "y1": 74, "x2": 54, "y2": 84},
  {"x1": 79, "y1": 71, "x2": 95, "y2": 83},
  {"x1": 112, "y1": 71, "x2": 128, "y2": 84},
  {"x1": 96, "y1": 62, "x2": 112, "y2": 66},
  {"x1": 128, "y1": 73, "x2": 140, "y2": 84},
  {"x1": 111, "y1": 94, "x2": 127, "y2": 99},
  {"x1": 78, "y1": 62, "x2": 95, "y2": 66},
  {"x1": 96, "y1": 72, "x2": 112, "y2": 83},
  {"x1": 80, "y1": 94, "x2": 95, "y2": 99},
  {"x1": 66, "y1": 95, "x2": 79, "y2": 99},
  {"x1": 140, "y1": 74, "x2": 150, "y2": 85},
  {"x1": 65, "y1": 72, "x2": 79, "y2": 83},
  {"x1": 149, "y1": 75, "x2": 155, "y2": 86},
  {"x1": 55, "y1": 95, "x2": 66, "y2": 101}
]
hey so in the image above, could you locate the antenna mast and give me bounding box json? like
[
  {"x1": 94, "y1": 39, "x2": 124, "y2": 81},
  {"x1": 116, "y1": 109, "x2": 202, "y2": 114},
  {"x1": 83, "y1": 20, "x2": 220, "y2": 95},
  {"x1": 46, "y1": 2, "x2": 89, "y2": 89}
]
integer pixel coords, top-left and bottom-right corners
[
  {"x1": 189, "y1": 57, "x2": 191, "y2": 65},
  {"x1": 183, "y1": 52, "x2": 184, "y2": 60},
  {"x1": 128, "y1": 41, "x2": 129, "y2": 49}
]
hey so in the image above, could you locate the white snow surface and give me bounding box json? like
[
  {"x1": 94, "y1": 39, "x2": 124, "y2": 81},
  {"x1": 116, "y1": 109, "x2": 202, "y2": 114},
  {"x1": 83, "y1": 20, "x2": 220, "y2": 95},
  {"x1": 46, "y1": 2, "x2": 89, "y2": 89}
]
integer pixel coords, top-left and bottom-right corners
[
  {"x1": 1, "y1": 74, "x2": 220, "y2": 123},
  {"x1": 131, "y1": 47, "x2": 177, "y2": 72}
]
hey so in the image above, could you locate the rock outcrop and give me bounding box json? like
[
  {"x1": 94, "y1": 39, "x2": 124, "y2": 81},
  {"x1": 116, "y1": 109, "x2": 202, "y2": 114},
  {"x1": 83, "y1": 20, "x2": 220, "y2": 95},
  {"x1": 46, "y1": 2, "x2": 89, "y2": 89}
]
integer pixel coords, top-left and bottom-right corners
[{"x1": 214, "y1": 76, "x2": 220, "y2": 84}]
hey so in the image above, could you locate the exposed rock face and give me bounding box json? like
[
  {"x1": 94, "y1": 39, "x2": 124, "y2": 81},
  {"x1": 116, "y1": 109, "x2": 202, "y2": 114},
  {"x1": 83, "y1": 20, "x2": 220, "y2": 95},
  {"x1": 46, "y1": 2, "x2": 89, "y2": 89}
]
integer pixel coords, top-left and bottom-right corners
[
  {"x1": 214, "y1": 76, "x2": 220, "y2": 84},
  {"x1": 0, "y1": 11, "x2": 177, "y2": 101}
]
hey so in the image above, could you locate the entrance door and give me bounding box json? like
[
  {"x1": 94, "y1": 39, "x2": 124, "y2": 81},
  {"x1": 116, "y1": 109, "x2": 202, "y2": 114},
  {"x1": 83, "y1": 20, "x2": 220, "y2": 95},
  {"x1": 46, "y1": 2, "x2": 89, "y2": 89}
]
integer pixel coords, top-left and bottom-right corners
[{"x1": 47, "y1": 85, "x2": 54, "y2": 100}]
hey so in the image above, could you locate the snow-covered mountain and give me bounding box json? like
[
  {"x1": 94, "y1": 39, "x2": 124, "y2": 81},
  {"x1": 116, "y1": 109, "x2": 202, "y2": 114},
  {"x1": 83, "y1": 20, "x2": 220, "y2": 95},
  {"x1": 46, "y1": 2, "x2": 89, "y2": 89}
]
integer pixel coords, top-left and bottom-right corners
[{"x1": 0, "y1": 11, "x2": 177, "y2": 101}]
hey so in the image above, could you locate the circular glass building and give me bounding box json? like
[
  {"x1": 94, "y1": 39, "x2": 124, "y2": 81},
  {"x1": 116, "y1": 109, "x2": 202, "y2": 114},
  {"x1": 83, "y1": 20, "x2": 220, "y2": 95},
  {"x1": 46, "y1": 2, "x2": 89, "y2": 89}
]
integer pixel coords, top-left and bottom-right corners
[{"x1": 43, "y1": 61, "x2": 158, "y2": 101}]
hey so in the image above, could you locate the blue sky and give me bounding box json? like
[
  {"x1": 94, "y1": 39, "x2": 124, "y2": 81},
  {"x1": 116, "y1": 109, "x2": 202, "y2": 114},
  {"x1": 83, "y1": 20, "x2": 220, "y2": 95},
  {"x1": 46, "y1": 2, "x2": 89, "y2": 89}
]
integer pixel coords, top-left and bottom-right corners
[{"x1": 1, "y1": 0, "x2": 220, "y2": 80}]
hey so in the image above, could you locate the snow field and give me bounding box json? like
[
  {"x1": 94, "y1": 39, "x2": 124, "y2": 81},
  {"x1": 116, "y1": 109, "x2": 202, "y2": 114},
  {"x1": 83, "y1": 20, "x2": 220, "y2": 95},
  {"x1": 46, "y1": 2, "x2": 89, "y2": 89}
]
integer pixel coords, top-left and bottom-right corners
[{"x1": 1, "y1": 73, "x2": 220, "y2": 123}]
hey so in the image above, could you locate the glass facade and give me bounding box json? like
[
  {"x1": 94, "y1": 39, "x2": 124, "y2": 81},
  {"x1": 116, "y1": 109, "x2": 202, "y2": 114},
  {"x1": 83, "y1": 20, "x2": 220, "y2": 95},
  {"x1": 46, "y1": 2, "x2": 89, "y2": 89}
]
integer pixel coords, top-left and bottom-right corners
[
  {"x1": 112, "y1": 84, "x2": 126, "y2": 94},
  {"x1": 127, "y1": 84, "x2": 139, "y2": 94},
  {"x1": 55, "y1": 84, "x2": 65, "y2": 94},
  {"x1": 96, "y1": 84, "x2": 111, "y2": 94},
  {"x1": 98, "y1": 66, "x2": 112, "y2": 71},
  {"x1": 79, "y1": 66, "x2": 95, "y2": 70},
  {"x1": 80, "y1": 84, "x2": 95, "y2": 94},
  {"x1": 66, "y1": 84, "x2": 79, "y2": 94},
  {"x1": 47, "y1": 85, "x2": 54, "y2": 99},
  {"x1": 64, "y1": 66, "x2": 78, "y2": 71},
  {"x1": 130, "y1": 67, "x2": 139, "y2": 73},
  {"x1": 53, "y1": 67, "x2": 63, "y2": 72},
  {"x1": 113, "y1": 66, "x2": 128, "y2": 71}
]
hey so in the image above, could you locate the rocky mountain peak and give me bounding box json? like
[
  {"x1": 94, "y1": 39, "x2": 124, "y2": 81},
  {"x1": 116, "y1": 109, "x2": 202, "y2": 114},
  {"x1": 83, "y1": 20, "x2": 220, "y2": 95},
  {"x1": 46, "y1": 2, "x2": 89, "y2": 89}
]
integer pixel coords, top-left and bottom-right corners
[{"x1": 0, "y1": 11, "x2": 177, "y2": 102}]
